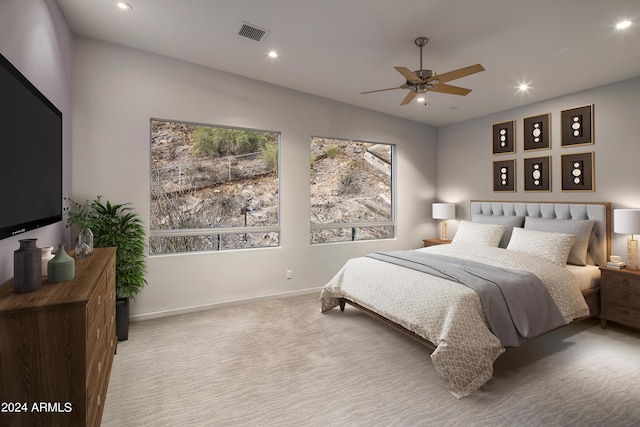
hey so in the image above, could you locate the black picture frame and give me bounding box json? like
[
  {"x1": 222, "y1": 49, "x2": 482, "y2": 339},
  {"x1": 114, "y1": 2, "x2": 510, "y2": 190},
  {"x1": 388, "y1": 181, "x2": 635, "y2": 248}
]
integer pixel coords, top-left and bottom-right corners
[
  {"x1": 561, "y1": 152, "x2": 594, "y2": 191},
  {"x1": 493, "y1": 159, "x2": 516, "y2": 192},
  {"x1": 492, "y1": 120, "x2": 515, "y2": 155},
  {"x1": 523, "y1": 113, "x2": 550, "y2": 151},
  {"x1": 561, "y1": 104, "x2": 593, "y2": 147},
  {"x1": 524, "y1": 156, "x2": 551, "y2": 192}
]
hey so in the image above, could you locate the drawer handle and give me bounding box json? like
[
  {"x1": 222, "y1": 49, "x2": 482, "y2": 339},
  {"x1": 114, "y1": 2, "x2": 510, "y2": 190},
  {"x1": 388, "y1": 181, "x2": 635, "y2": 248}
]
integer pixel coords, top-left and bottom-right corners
[
  {"x1": 622, "y1": 309, "x2": 629, "y2": 316},
  {"x1": 98, "y1": 361, "x2": 102, "y2": 374},
  {"x1": 622, "y1": 279, "x2": 629, "y2": 286},
  {"x1": 97, "y1": 328, "x2": 100, "y2": 339},
  {"x1": 97, "y1": 394, "x2": 101, "y2": 406},
  {"x1": 98, "y1": 295, "x2": 101, "y2": 305},
  {"x1": 623, "y1": 295, "x2": 630, "y2": 302}
]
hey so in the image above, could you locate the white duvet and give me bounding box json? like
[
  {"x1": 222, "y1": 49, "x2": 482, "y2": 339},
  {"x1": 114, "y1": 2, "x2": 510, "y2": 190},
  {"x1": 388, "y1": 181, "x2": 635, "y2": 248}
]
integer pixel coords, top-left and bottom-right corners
[{"x1": 319, "y1": 243, "x2": 590, "y2": 398}]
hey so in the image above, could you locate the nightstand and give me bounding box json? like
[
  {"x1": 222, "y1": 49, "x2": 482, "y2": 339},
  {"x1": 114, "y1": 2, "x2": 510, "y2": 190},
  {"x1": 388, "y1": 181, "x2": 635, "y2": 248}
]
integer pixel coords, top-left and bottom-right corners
[
  {"x1": 423, "y1": 238, "x2": 452, "y2": 247},
  {"x1": 600, "y1": 266, "x2": 640, "y2": 330}
]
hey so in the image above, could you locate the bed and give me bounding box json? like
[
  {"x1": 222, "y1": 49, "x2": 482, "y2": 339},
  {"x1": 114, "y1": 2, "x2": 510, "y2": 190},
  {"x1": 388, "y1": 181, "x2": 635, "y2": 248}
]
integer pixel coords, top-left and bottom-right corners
[{"x1": 319, "y1": 201, "x2": 611, "y2": 398}]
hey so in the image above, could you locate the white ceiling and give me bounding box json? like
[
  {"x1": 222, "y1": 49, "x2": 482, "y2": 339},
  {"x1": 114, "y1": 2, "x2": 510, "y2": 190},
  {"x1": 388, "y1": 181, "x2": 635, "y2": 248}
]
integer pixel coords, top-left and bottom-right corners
[{"x1": 56, "y1": 0, "x2": 640, "y2": 127}]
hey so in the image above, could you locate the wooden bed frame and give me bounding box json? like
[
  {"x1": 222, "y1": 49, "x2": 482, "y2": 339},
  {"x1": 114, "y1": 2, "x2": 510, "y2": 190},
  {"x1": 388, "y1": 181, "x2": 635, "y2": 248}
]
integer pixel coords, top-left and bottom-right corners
[{"x1": 337, "y1": 200, "x2": 611, "y2": 350}]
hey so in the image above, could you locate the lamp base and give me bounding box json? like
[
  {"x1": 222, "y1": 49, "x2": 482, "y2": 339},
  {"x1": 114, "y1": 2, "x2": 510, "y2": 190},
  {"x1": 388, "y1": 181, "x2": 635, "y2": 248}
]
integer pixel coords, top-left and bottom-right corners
[
  {"x1": 628, "y1": 238, "x2": 638, "y2": 270},
  {"x1": 440, "y1": 220, "x2": 448, "y2": 241}
]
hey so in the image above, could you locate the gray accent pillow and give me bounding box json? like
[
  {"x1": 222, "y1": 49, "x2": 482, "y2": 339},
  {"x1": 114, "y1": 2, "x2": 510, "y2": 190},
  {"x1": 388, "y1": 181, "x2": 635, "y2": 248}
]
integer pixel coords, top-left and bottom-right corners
[
  {"x1": 471, "y1": 214, "x2": 525, "y2": 248},
  {"x1": 524, "y1": 217, "x2": 595, "y2": 266}
]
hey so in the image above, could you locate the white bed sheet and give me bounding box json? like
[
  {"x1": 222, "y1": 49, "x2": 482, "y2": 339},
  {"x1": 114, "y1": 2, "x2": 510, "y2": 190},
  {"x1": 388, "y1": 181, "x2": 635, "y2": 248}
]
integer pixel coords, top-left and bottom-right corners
[{"x1": 566, "y1": 264, "x2": 600, "y2": 291}]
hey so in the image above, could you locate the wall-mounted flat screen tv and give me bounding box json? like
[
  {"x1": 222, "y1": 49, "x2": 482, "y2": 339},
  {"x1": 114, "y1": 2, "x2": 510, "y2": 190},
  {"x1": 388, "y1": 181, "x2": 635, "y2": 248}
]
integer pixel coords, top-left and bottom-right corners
[{"x1": 0, "y1": 53, "x2": 62, "y2": 240}]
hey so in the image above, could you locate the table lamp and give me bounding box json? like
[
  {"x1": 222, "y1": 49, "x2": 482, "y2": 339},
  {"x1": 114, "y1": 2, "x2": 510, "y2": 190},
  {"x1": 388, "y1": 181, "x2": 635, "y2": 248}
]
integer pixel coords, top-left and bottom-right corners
[
  {"x1": 613, "y1": 208, "x2": 640, "y2": 270},
  {"x1": 432, "y1": 203, "x2": 456, "y2": 241}
]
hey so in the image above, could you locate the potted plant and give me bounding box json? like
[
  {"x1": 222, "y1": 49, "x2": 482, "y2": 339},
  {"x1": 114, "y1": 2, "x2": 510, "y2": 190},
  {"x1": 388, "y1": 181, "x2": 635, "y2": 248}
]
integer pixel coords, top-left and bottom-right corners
[{"x1": 65, "y1": 196, "x2": 147, "y2": 340}]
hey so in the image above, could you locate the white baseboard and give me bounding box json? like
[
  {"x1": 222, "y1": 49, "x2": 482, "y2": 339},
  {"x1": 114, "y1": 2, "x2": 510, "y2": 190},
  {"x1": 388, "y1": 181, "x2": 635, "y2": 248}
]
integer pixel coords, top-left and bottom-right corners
[{"x1": 129, "y1": 287, "x2": 322, "y2": 322}]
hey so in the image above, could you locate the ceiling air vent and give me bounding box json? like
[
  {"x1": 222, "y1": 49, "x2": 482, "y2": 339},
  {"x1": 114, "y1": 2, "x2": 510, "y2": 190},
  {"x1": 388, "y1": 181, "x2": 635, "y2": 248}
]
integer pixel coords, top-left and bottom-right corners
[{"x1": 238, "y1": 22, "x2": 270, "y2": 42}]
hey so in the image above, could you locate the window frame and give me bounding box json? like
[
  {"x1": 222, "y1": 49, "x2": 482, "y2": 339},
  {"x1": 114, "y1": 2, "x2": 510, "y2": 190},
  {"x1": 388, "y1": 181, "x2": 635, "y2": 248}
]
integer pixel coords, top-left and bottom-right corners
[
  {"x1": 309, "y1": 135, "x2": 396, "y2": 244},
  {"x1": 149, "y1": 118, "x2": 281, "y2": 255}
]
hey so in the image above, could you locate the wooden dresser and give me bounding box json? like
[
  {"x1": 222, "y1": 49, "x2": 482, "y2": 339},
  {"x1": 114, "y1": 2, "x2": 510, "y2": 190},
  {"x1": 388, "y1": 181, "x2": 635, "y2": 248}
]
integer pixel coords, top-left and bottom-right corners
[
  {"x1": 600, "y1": 266, "x2": 640, "y2": 330},
  {"x1": 0, "y1": 247, "x2": 117, "y2": 427}
]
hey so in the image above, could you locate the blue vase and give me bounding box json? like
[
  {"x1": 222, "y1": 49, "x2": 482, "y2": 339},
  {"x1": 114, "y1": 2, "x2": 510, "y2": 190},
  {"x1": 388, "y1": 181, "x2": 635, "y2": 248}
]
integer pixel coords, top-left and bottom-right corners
[{"x1": 47, "y1": 243, "x2": 75, "y2": 283}]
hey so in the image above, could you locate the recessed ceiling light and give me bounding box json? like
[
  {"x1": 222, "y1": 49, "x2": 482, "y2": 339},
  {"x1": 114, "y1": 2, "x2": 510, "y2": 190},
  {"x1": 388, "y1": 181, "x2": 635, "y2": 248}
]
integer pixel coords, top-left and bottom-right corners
[
  {"x1": 268, "y1": 50, "x2": 278, "y2": 58},
  {"x1": 518, "y1": 83, "x2": 530, "y2": 92},
  {"x1": 616, "y1": 20, "x2": 632, "y2": 30},
  {"x1": 117, "y1": 2, "x2": 133, "y2": 11}
]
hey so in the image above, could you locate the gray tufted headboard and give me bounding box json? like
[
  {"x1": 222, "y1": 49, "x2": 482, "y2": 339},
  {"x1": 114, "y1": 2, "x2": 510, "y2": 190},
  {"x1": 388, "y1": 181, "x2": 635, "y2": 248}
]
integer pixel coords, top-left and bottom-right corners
[{"x1": 470, "y1": 200, "x2": 611, "y2": 267}]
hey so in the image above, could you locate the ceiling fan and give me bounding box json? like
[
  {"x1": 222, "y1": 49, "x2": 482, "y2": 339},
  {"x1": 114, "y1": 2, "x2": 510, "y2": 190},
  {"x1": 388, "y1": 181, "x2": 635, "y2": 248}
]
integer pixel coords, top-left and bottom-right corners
[{"x1": 361, "y1": 37, "x2": 485, "y2": 106}]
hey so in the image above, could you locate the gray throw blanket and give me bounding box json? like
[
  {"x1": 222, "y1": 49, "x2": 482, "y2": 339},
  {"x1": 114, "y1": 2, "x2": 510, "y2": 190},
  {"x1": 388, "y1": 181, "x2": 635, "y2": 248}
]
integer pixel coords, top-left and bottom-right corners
[{"x1": 367, "y1": 251, "x2": 566, "y2": 347}]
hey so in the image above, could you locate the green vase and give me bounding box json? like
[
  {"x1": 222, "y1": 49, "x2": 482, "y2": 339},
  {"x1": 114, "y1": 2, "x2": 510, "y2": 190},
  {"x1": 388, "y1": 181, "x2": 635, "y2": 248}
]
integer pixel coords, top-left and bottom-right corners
[{"x1": 47, "y1": 243, "x2": 75, "y2": 283}]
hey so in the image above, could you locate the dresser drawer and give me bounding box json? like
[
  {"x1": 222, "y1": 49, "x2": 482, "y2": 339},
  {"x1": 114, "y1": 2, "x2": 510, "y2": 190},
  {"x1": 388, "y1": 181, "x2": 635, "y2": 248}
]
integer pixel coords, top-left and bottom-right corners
[
  {"x1": 603, "y1": 286, "x2": 640, "y2": 308},
  {"x1": 603, "y1": 272, "x2": 640, "y2": 292},
  {"x1": 602, "y1": 303, "x2": 640, "y2": 328}
]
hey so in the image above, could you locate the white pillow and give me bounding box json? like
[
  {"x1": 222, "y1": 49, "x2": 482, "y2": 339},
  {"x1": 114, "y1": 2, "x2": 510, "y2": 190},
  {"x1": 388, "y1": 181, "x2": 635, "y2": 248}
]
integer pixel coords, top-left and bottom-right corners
[
  {"x1": 506, "y1": 227, "x2": 576, "y2": 266},
  {"x1": 523, "y1": 217, "x2": 595, "y2": 266},
  {"x1": 452, "y1": 220, "x2": 505, "y2": 247},
  {"x1": 472, "y1": 214, "x2": 525, "y2": 248}
]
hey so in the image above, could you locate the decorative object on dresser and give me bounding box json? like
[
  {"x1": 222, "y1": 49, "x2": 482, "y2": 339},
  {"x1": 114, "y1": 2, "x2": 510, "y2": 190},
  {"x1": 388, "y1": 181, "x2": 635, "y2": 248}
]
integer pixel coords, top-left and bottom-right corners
[
  {"x1": 47, "y1": 243, "x2": 76, "y2": 283},
  {"x1": 600, "y1": 266, "x2": 640, "y2": 330},
  {"x1": 432, "y1": 203, "x2": 456, "y2": 241},
  {"x1": 65, "y1": 196, "x2": 147, "y2": 341},
  {"x1": 561, "y1": 104, "x2": 594, "y2": 147},
  {"x1": 423, "y1": 238, "x2": 452, "y2": 247},
  {"x1": 492, "y1": 120, "x2": 515, "y2": 154},
  {"x1": 561, "y1": 152, "x2": 594, "y2": 191},
  {"x1": 613, "y1": 208, "x2": 640, "y2": 270},
  {"x1": 41, "y1": 245, "x2": 54, "y2": 276},
  {"x1": 13, "y1": 238, "x2": 42, "y2": 293},
  {"x1": 523, "y1": 113, "x2": 551, "y2": 151},
  {"x1": 0, "y1": 247, "x2": 117, "y2": 427}
]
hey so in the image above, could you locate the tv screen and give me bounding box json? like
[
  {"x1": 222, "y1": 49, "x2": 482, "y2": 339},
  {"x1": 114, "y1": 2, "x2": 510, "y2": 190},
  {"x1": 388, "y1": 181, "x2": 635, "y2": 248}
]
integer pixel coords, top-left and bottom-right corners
[{"x1": 0, "y1": 53, "x2": 62, "y2": 240}]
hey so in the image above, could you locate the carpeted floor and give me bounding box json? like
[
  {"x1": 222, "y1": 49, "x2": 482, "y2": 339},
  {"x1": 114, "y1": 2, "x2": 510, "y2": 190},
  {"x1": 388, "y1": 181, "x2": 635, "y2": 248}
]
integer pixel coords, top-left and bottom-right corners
[{"x1": 102, "y1": 293, "x2": 640, "y2": 426}]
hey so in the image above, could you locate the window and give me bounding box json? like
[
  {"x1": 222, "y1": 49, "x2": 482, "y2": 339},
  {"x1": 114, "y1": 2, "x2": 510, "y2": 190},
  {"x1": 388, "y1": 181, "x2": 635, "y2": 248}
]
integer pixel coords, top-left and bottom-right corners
[
  {"x1": 310, "y1": 137, "x2": 394, "y2": 244},
  {"x1": 149, "y1": 119, "x2": 280, "y2": 254}
]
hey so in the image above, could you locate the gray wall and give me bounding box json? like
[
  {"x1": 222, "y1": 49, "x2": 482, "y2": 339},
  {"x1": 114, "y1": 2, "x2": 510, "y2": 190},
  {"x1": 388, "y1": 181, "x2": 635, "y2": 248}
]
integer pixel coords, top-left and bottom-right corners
[
  {"x1": 71, "y1": 37, "x2": 438, "y2": 318},
  {"x1": 0, "y1": 0, "x2": 73, "y2": 284},
  {"x1": 437, "y1": 76, "x2": 640, "y2": 259}
]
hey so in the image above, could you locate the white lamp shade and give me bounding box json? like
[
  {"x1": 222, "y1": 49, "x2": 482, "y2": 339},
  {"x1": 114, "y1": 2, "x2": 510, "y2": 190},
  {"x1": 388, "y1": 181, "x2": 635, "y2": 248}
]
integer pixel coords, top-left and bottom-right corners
[
  {"x1": 614, "y1": 209, "x2": 640, "y2": 234},
  {"x1": 432, "y1": 203, "x2": 455, "y2": 220}
]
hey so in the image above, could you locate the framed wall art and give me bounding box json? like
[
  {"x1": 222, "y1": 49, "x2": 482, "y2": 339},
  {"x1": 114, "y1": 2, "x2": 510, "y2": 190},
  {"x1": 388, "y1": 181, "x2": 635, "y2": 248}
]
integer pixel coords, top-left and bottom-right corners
[
  {"x1": 561, "y1": 104, "x2": 593, "y2": 147},
  {"x1": 523, "y1": 113, "x2": 550, "y2": 151},
  {"x1": 524, "y1": 156, "x2": 551, "y2": 192},
  {"x1": 493, "y1": 159, "x2": 516, "y2": 192},
  {"x1": 492, "y1": 120, "x2": 515, "y2": 155},
  {"x1": 561, "y1": 152, "x2": 594, "y2": 191}
]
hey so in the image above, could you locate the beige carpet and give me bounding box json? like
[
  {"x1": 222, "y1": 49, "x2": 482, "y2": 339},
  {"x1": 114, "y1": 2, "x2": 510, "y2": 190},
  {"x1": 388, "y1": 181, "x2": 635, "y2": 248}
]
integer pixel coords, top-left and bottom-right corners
[{"x1": 102, "y1": 293, "x2": 640, "y2": 426}]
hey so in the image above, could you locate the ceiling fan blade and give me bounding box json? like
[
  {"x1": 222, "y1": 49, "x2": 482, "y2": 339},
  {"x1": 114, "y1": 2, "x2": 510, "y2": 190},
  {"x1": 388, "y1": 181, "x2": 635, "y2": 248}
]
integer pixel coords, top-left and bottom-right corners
[
  {"x1": 361, "y1": 86, "x2": 404, "y2": 94},
  {"x1": 394, "y1": 67, "x2": 424, "y2": 84},
  {"x1": 429, "y1": 64, "x2": 485, "y2": 84},
  {"x1": 400, "y1": 90, "x2": 418, "y2": 105},
  {"x1": 428, "y1": 83, "x2": 472, "y2": 96}
]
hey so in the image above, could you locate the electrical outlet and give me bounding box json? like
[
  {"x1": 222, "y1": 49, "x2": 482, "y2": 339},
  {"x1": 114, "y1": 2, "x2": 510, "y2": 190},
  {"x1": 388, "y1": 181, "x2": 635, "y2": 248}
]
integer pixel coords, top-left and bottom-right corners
[{"x1": 286, "y1": 270, "x2": 292, "y2": 279}]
